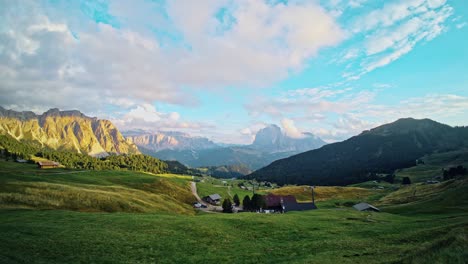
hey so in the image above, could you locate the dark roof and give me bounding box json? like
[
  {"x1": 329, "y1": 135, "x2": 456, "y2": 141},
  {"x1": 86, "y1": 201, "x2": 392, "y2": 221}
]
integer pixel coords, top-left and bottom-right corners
[
  {"x1": 353, "y1": 202, "x2": 380, "y2": 212},
  {"x1": 283, "y1": 201, "x2": 317, "y2": 212},
  {"x1": 265, "y1": 194, "x2": 297, "y2": 207},
  {"x1": 208, "y1": 194, "x2": 221, "y2": 200}
]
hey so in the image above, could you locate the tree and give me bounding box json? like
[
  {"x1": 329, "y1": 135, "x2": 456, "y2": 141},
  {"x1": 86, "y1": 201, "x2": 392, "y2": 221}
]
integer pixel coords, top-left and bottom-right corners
[
  {"x1": 222, "y1": 198, "x2": 233, "y2": 213},
  {"x1": 402, "y1": 177, "x2": 411, "y2": 185},
  {"x1": 242, "y1": 195, "x2": 251, "y2": 211},
  {"x1": 251, "y1": 194, "x2": 265, "y2": 211},
  {"x1": 233, "y1": 194, "x2": 240, "y2": 207}
]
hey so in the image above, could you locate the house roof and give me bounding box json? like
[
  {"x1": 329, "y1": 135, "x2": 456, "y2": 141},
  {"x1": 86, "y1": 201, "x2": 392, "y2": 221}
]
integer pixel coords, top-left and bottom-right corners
[
  {"x1": 208, "y1": 194, "x2": 221, "y2": 200},
  {"x1": 353, "y1": 202, "x2": 380, "y2": 212},
  {"x1": 283, "y1": 200, "x2": 317, "y2": 212},
  {"x1": 38, "y1": 161, "x2": 59, "y2": 166},
  {"x1": 265, "y1": 193, "x2": 297, "y2": 207}
]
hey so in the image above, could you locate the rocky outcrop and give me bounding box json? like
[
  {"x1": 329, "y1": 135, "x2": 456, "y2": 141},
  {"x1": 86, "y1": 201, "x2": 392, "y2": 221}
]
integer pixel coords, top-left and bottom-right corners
[{"x1": 0, "y1": 107, "x2": 140, "y2": 156}]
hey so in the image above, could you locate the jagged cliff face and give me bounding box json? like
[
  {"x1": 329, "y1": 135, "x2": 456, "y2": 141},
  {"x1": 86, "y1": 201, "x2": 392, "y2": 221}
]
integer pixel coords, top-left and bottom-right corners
[
  {"x1": 0, "y1": 107, "x2": 140, "y2": 156},
  {"x1": 124, "y1": 131, "x2": 218, "y2": 151}
]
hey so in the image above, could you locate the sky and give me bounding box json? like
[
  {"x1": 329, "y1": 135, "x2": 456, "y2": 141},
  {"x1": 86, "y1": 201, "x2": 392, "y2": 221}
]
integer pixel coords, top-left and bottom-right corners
[{"x1": 1, "y1": 0, "x2": 467, "y2": 144}]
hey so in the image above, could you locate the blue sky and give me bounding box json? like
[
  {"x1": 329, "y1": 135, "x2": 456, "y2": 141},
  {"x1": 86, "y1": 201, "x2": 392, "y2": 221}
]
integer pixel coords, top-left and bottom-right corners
[{"x1": 1, "y1": 0, "x2": 467, "y2": 143}]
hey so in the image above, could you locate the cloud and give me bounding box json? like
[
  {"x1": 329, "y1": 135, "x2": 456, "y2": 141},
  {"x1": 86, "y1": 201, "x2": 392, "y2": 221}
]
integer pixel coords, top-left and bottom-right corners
[
  {"x1": 0, "y1": 0, "x2": 345, "y2": 114},
  {"x1": 246, "y1": 86, "x2": 375, "y2": 119},
  {"x1": 281, "y1": 118, "x2": 304, "y2": 138},
  {"x1": 341, "y1": 0, "x2": 453, "y2": 79},
  {"x1": 111, "y1": 103, "x2": 214, "y2": 134}
]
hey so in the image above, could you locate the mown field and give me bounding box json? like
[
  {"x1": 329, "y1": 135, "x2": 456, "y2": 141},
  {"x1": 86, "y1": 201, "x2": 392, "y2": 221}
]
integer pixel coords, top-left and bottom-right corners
[{"x1": 1, "y1": 160, "x2": 467, "y2": 263}]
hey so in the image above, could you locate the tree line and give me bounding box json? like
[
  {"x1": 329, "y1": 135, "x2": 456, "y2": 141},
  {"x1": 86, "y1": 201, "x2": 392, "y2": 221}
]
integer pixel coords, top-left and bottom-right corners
[
  {"x1": 0, "y1": 134, "x2": 185, "y2": 174},
  {"x1": 222, "y1": 193, "x2": 267, "y2": 213}
]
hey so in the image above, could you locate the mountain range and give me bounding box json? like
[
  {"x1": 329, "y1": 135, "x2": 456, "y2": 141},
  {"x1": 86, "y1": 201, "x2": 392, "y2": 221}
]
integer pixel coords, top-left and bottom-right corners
[
  {"x1": 123, "y1": 130, "x2": 219, "y2": 151},
  {"x1": 247, "y1": 118, "x2": 468, "y2": 186},
  {"x1": 0, "y1": 107, "x2": 139, "y2": 156},
  {"x1": 141, "y1": 124, "x2": 326, "y2": 171}
]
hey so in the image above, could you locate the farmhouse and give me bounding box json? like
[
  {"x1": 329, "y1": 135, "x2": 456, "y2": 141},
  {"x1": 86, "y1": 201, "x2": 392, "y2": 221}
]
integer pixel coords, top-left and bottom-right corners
[
  {"x1": 265, "y1": 193, "x2": 317, "y2": 213},
  {"x1": 37, "y1": 161, "x2": 60, "y2": 169},
  {"x1": 203, "y1": 194, "x2": 222, "y2": 205},
  {"x1": 353, "y1": 202, "x2": 380, "y2": 212},
  {"x1": 265, "y1": 193, "x2": 296, "y2": 212},
  {"x1": 282, "y1": 200, "x2": 317, "y2": 213}
]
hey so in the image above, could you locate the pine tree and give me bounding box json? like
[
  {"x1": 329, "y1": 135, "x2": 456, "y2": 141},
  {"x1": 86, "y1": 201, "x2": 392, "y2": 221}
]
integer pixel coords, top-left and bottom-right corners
[
  {"x1": 242, "y1": 195, "x2": 251, "y2": 211},
  {"x1": 251, "y1": 194, "x2": 265, "y2": 211},
  {"x1": 222, "y1": 198, "x2": 233, "y2": 213},
  {"x1": 233, "y1": 194, "x2": 240, "y2": 206}
]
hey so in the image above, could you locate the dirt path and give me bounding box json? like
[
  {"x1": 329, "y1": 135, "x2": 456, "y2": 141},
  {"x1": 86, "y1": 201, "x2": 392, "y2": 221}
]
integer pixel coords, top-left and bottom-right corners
[
  {"x1": 190, "y1": 181, "x2": 222, "y2": 213},
  {"x1": 190, "y1": 181, "x2": 206, "y2": 205}
]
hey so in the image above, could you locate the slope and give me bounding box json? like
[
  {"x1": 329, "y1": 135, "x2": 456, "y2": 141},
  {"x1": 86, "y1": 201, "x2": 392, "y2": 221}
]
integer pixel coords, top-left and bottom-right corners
[
  {"x1": 0, "y1": 160, "x2": 195, "y2": 214},
  {"x1": 247, "y1": 118, "x2": 468, "y2": 186}
]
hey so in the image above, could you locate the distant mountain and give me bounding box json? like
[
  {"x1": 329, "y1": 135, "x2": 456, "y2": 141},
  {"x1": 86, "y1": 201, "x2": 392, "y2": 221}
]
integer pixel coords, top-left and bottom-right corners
[
  {"x1": 147, "y1": 124, "x2": 326, "y2": 171},
  {"x1": 252, "y1": 124, "x2": 326, "y2": 153},
  {"x1": 0, "y1": 106, "x2": 140, "y2": 156},
  {"x1": 124, "y1": 131, "x2": 218, "y2": 151},
  {"x1": 197, "y1": 164, "x2": 253, "y2": 179},
  {"x1": 246, "y1": 118, "x2": 468, "y2": 186}
]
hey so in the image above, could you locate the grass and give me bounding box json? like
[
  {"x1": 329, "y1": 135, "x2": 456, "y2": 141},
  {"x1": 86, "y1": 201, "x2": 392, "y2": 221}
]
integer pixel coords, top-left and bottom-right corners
[
  {"x1": 378, "y1": 177, "x2": 468, "y2": 215},
  {"x1": 1, "y1": 159, "x2": 468, "y2": 263},
  {"x1": 0, "y1": 208, "x2": 466, "y2": 263},
  {"x1": 0, "y1": 160, "x2": 195, "y2": 214},
  {"x1": 196, "y1": 177, "x2": 254, "y2": 201},
  {"x1": 396, "y1": 149, "x2": 468, "y2": 183}
]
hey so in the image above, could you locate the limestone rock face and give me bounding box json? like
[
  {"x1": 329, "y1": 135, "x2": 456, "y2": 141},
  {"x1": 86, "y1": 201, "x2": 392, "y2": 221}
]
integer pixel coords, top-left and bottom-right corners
[
  {"x1": 124, "y1": 131, "x2": 218, "y2": 151},
  {"x1": 0, "y1": 106, "x2": 140, "y2": 156}
]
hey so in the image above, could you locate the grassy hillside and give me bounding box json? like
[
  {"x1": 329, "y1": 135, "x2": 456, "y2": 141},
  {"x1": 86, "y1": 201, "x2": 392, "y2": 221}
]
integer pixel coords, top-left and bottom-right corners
[
  {"x1": 0, "y1": 160, "x2": 195, "y2": 214},
  {"x1": 396, "y1": 149, "x2": 468, "y2": 183},
  {"x1": 1, "y1": 157, "x2": 468, "y2": 263},
  {"x1": 1, "y1": 208, "x2": 466, "y2": 263},
  {"x1": 196, "y1": 177, "x2": 254, "y2": 201},
  {"x1": 378, "y1": 177, "x2": 468, "y2": 215},
  {"x1": 247, "y1": 119, "x2": 468, "y2": 186}
]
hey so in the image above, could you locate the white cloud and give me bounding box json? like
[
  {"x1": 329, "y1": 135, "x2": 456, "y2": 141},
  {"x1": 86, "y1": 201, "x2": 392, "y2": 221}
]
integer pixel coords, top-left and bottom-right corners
[
  {"x1": 0, "y1": 0, "x2": 345, "y2": 118},
  {"x1": 343, "y1": 0, "x2": 453, "y2": 78},
  {"x1": 111, "y1": 104, "x2": 213, "y2": 133},
  {"x1": 281, "y1": 118, "x2": 304, "y2": 139},
  {"x1": 247, "y1": 86, "x2": 375, "y2": 119}
]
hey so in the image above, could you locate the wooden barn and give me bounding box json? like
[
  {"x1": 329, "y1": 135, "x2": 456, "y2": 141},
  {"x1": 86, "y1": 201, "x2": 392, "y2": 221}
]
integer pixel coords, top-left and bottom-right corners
[
  {"x1": 203, "y1": 194, "x2": 222, "y2": 205},
  {"x1": 37, "y1": 161, "x2": 60, "y2": 169}
]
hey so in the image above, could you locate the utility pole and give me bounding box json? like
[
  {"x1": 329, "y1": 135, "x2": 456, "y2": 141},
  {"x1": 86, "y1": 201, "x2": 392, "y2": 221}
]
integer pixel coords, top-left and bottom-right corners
[
  {"x1": 251, "y1": 180, "x2": 256, "y2": 195},
  {"x1": 311, "y1": 186, "x2": 315, "y2": 204}
]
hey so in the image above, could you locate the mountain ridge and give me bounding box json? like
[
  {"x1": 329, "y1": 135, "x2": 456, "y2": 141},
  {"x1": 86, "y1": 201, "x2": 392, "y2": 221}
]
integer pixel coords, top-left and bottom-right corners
[
  {"x1": 147, "y1": 124, "x2": 326, "y2": 171},
  {"x1": 246, "y1": 118, "x2": 468, "y2": 185},
  {"x1": 0, "y1": 107, "x2": 140, "y2": 156}
]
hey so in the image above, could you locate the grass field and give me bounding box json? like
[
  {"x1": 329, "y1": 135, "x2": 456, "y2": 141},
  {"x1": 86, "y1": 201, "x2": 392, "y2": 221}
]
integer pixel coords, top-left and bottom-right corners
[
  {"x1": 1, "y1": 159, "x2": 467, "y2": 263},
  {"x1": 0, "y1": 160, "x2": 195, "y2": 214},
  {"x1": 195, "y1": 177, "x2": 256, "y2": 201},
  {"x1": 1, "y1": 208, "x2": 466, "y2": 263},
  {"x1": 396, "y1": 149, "x2": 468, "y2": 183}
]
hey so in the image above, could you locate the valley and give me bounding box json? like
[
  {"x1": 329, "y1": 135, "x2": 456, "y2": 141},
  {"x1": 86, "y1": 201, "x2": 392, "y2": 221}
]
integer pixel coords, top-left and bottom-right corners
[
  {"x1": 1, "y1": 152, "x2": 467, "y2": 263},
  {"x1": 1, "y1": 108, "x2": 467, "y2": 263}
]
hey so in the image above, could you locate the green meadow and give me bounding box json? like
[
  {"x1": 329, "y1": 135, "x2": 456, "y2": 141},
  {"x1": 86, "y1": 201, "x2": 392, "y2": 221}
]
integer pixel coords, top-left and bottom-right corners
[{"x1": 1, "y1": 160, "x2": 467, "y2": 263}]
